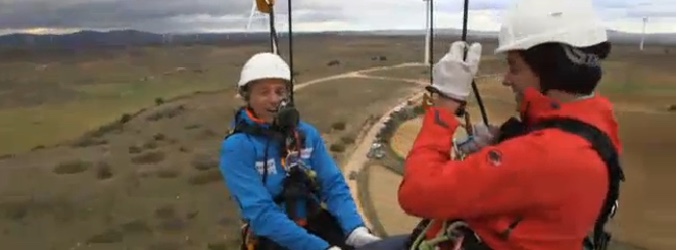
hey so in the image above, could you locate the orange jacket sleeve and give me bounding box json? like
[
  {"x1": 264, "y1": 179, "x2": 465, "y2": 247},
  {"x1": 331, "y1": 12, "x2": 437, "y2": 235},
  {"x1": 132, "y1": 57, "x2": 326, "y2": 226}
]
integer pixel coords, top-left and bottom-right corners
[{"x1": 398, "y1": 107, "x2": 554, "y2": 220}]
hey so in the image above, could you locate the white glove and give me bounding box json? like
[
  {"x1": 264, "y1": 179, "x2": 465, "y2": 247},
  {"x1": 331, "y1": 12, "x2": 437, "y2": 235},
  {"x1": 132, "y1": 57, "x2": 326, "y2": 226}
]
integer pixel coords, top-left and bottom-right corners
[
  {"x1": 345, "y1": 226, "x2": 381, "y2": 247},
  {"x1": 327, "y1": 246, "x2": 342, "y2": 250},
  {"x1": 429, "y1": 41, "x2": 482, "y2": 101},
  {"x1": 455, "y1": 123, "x2": 499, "y2": 155}
]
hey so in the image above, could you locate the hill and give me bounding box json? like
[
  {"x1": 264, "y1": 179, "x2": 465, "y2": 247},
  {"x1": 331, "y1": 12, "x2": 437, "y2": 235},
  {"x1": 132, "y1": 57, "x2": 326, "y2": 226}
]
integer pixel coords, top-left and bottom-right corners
[{"x1": 0, "y1": 28, "x2": 673, "y2": 50}]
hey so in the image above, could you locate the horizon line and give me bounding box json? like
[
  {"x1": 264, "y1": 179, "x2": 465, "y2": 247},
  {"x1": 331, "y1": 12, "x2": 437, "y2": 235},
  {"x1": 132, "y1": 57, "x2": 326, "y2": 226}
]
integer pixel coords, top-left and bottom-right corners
[{"x1": 1, "y1": 27, "x2": 674, "y2": 36}]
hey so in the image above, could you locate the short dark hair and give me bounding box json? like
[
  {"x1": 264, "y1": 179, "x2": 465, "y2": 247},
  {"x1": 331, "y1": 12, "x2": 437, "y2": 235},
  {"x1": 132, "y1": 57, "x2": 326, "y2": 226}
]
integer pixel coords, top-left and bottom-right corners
[{"x1": 519, "y1": 42, "x2": 611, "y2": 95}]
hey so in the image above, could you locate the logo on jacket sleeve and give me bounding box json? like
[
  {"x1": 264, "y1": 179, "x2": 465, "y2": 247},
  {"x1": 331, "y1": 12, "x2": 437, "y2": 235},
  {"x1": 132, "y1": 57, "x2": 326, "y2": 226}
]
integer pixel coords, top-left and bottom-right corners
[
  {"x1": 300, "y1": 147, "x2": 313, "y2": 159},
  {"x1": 486, "y1": 149, "x2": 502, "y2": 167},
  {"x1": 255, "y1": 158, "x2": 277, "y2": 175}
]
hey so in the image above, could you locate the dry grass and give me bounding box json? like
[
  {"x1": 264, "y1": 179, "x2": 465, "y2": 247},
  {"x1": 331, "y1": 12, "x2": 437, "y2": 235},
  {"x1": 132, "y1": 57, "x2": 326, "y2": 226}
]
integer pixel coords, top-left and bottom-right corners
[
  {"x1": 389, "y1": 118, "x2": 423, "y2": 159},
  {"x1": 0, "y1": 37, "x2": 672, "y2": 250},
  {"x1": 0, "y1": 36, "x2": 429, "y2": 155},
  {"x1": 367, "y1": 165, "x2": 421, "y2": 235}
]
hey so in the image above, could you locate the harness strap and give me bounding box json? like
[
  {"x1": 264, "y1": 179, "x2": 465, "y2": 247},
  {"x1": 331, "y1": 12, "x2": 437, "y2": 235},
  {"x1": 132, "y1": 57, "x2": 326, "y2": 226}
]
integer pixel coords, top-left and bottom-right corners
[
  {"x1": 225, "y1": 108, "x2": 322, "y2": 226},
  {"x1": 407, "y1": 117, "x2": 624, "y2": 250},
  {"x1": 529, "y1": 118, "x2": 625, "y2": 250}
]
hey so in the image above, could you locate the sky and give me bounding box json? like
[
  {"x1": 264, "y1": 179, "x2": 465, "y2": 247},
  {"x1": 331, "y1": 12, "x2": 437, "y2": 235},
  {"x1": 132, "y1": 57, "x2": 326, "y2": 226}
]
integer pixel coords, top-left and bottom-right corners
[{"x1": 0, "y1": 0, "x2": 674, "y2": 35}]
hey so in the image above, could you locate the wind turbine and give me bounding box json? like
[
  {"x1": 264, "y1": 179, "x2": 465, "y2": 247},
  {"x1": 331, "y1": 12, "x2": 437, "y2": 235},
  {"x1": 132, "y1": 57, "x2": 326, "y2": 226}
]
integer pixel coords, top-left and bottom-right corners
[
  {"x1": 639, "y1": 17, "x2": 648, "y2": 51},
  {"x1": 423, "y1": 0, "x2": 433, "y2": 65},
  {"x1": 246, "y1": 1, "x2": 258, "y2": 30}
]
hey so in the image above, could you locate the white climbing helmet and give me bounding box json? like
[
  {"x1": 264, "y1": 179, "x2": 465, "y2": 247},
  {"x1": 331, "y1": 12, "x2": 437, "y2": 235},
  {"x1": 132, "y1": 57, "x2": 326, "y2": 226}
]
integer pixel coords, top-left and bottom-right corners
[
  {"x1": 237, "y1": 52, "x2": 291, "y2": 88},
  {"x1": 494, "y1": 0, "x2": 608, "y2": 54}
]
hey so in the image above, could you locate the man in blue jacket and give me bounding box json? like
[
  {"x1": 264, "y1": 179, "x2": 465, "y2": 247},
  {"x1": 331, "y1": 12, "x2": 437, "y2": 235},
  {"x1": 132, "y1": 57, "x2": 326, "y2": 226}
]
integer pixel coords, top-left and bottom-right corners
[{"x1": 219, "y1": 52, "x2": 380, "y2": 250}]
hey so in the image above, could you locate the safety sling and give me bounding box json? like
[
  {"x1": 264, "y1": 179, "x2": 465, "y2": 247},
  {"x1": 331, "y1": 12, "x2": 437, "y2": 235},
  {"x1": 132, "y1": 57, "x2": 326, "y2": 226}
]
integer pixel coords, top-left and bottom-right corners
[
  {"x1": 225, "y1": 109, "x2": 353, "y2": 250},
  {"x1": 406, "y1": 117, "x2": 625, "y2": 250}
]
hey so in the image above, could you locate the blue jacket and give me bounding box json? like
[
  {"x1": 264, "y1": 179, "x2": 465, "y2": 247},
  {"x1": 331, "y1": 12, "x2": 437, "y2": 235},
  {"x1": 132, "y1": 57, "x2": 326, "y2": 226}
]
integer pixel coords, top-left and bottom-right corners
[{"x1": 219, "y1": 108, "x2": 366, "y2": 250}]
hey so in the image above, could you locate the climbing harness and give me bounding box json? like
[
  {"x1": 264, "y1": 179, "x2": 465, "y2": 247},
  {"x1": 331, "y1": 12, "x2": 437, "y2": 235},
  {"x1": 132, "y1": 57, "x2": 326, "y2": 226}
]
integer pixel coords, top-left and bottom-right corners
[
  {"x1": 231, "y1": 1, "x2": 354, "y2": 248},
  {"x1": 405, "y1": 117, "x2": 625, "y2": 250},
  {"x1": 421, "y1": 0, "x2": 489, "y2": 130},
  {"x1": 227, "y1": 107, "x2": 353, "y2": 250},
  {"x1": 499, "y1": 117, "x2": 625, "y2": 250}
]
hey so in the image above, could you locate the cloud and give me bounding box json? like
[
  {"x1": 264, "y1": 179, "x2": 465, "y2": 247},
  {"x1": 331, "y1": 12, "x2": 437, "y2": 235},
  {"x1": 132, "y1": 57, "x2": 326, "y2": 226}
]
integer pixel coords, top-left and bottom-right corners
[{"x1": 0, "y1": 0, "x2": 673, "y2": 34}]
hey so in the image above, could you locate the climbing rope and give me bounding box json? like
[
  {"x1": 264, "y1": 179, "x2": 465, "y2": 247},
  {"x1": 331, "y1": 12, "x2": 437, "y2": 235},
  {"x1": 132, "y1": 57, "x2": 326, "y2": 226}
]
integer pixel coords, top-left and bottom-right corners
[
  {"x1": 412, "y1": 1, "x2": 491, "y2": 249},
  {"x1": 424, "y1": 0, "x2": 489, "y2": 126},
  {"x1": 255, "y1": 0, "x2": 295, "y2": 103}
]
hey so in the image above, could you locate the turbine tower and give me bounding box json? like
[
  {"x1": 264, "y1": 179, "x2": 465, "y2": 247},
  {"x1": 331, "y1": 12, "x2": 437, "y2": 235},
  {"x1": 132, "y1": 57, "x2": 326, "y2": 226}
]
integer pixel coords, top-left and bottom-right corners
[
  {"x1": 423, "y1": 0, "x2": 432, "y2": 65},
  {"x1": 639, "y1": 17, "x2": 648, "y2": 51},
  {"x1": 246, "y1": 1, "x2": 258, "y2": 31}
]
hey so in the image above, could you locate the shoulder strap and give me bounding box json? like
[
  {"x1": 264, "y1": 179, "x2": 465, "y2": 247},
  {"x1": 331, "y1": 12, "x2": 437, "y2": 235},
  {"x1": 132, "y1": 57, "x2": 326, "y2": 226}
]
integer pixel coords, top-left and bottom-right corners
[
  {"x1": 530, "y1": 118, "x2": 625, "y2": 250},
  {"x1": 224, "y1": 110, "x2": 276, "y2": 184}
]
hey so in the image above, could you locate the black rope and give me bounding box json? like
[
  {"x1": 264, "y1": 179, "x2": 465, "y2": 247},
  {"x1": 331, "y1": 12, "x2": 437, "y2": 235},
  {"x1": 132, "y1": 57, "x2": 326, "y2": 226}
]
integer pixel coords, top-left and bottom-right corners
[
  {"x1": 461, "y1": 0, "x2": 489, "y2": 125},
  {"x1": 268, "y1": 3, "x2": 278, "y2": 54},
  {"x1": 287, "y1": 0, "x2": 294, "y2": 104},
  {"x1": 428, "y1": 0, "x2": 434, "y2": 84},
  {"x1": 264, "y1": 0, "x2": 294, "y2": 104}
]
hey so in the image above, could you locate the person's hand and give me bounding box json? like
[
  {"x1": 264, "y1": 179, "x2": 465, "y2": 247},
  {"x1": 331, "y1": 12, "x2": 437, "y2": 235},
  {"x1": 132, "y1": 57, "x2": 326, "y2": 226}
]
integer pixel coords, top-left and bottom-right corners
[
  {"x1": 326, "y1": 246, "x2": 342, "y2": 250},
  {"x1": 428, "y1": 41, "x2": 482, "y2": 102},
  {"x1": 455, "y1": 123, "x2": 499, "y2": 155},
  {"x1": 345, "y1": 226, "x2": 381, "y2": 247}
]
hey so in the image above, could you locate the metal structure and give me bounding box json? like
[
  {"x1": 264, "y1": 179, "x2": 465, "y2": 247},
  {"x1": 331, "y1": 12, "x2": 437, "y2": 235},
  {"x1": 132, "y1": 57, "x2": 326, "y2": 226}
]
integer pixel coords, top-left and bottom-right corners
[{"x1": 639, "y1": 17, "x2": 648, "y2": 51}]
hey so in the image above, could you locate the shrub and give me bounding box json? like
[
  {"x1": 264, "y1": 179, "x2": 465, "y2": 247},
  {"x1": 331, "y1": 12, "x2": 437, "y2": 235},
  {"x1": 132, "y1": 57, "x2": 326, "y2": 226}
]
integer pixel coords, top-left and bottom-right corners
[
  {"x1": 329, "y1": 143, "x2": 345, "y2": 153},
  {"x1": 187, "y1": 169, "x2": 223, "y2": 185},
  {"x1": 54, "y1": 160, "x2": 92, "y2": 174},
  {"x1": 155, "y1": 97, "x2": 165, "y2": 105},
  {"x1": 120, "y1": 113, "x2": 132, "y2": 124},
  {"x1": 340, "y1": 135, "x2": 356, "y2": 145},
  {"x1": 131, "y1": 151, "x2": 166, "y2": 164},
  {"x1": 95, "y1": 161, "x2": 113, "y2": 180},
  {"x1": 331, "y1": 122, "x2": 346, "y2": 131},
  {"x1": 191, "y1": 154, "x2": 218, "y2": 171}
]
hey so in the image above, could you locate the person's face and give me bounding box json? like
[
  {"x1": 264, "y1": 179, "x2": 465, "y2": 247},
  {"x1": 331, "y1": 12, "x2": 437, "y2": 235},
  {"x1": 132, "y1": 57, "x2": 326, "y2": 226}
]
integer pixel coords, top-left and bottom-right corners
[
  {"x1": 502, "y1": 51, "x2": 541, "y2": 111},
  {"x1": 246, "y1": 78, "x2": 288, "y2": 122}
]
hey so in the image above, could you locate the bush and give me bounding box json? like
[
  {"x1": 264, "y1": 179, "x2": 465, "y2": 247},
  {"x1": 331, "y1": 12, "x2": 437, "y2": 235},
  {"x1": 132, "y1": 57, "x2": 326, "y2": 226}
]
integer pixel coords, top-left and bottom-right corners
[
  {"x1": 156, "y1": 168, "x2": 180, "y2": 178},
  {"x1": 413, "y1": 105, "x2": 426, "y2": 115},
  {"x1": 54, "y1": 160, "x2": 92, "y2": 174},
  {"x1": 86, "y1": 228, "x2": 123, "y2": 243},
  {"x1": 128, "y1": 145, "x2": 142, "y2": 154},
  {"x1": 340, "y1": 135, "x2": 356, "y2": 145},
  {"x1": 155, "y1": 97, "x2": 165, "y2": 105},
  {"x1": 95, "y1": 161, "x2": 113, "y2": 180},
  {"x1": 120, "y1": 219, "x2": 151, "y2": 234},
  {"x1": 153, "y1": 133, "x2": 166, "y2": 141},
  {"x1": 191, "y1": 154, "x2": 219, "y2": 171},
  {"x1": 154, "y1": 205, "x2": 176, "y2": 219},
  {"x1": 120, "y1": 113, "x2": 132, "y2": 124},
  {"x1": 131, "y1": 151, "x2": 166, "y2": 164},
  {"x1": 143, "y1": 141, "x2": 157, "y2": 150},
  {"x1": 329, "y1": 143, "x2": 346, "y2": 153},
  {"x1": 187, "y1": 169, "x2": 223, "y2": 185},
  {"x1": 331, "y1": 122, "x2": 346, "y2": 131},
  {"x1": 72, "y1": 138, "x2": 108, "y2": 148}
]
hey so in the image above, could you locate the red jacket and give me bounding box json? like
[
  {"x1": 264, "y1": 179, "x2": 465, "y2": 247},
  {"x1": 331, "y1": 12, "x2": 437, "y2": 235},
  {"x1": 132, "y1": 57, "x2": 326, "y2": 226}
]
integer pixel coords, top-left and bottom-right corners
[{"x1": 398, "y1": 87, "x2": 622, "y2": 250}]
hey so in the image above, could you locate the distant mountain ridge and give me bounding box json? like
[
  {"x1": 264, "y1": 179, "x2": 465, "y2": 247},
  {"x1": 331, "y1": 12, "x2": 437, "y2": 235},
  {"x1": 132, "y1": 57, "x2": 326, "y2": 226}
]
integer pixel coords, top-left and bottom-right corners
[{"x1": 0, "y1": 28, "x2": 673, "y2": 49}]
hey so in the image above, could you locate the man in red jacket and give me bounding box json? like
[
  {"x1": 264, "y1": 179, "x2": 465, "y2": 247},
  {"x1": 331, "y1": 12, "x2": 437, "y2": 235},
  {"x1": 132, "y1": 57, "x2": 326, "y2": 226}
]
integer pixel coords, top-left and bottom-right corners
[{"x1": 358, "y1": 0, "x2": 625, "y2": 250}]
